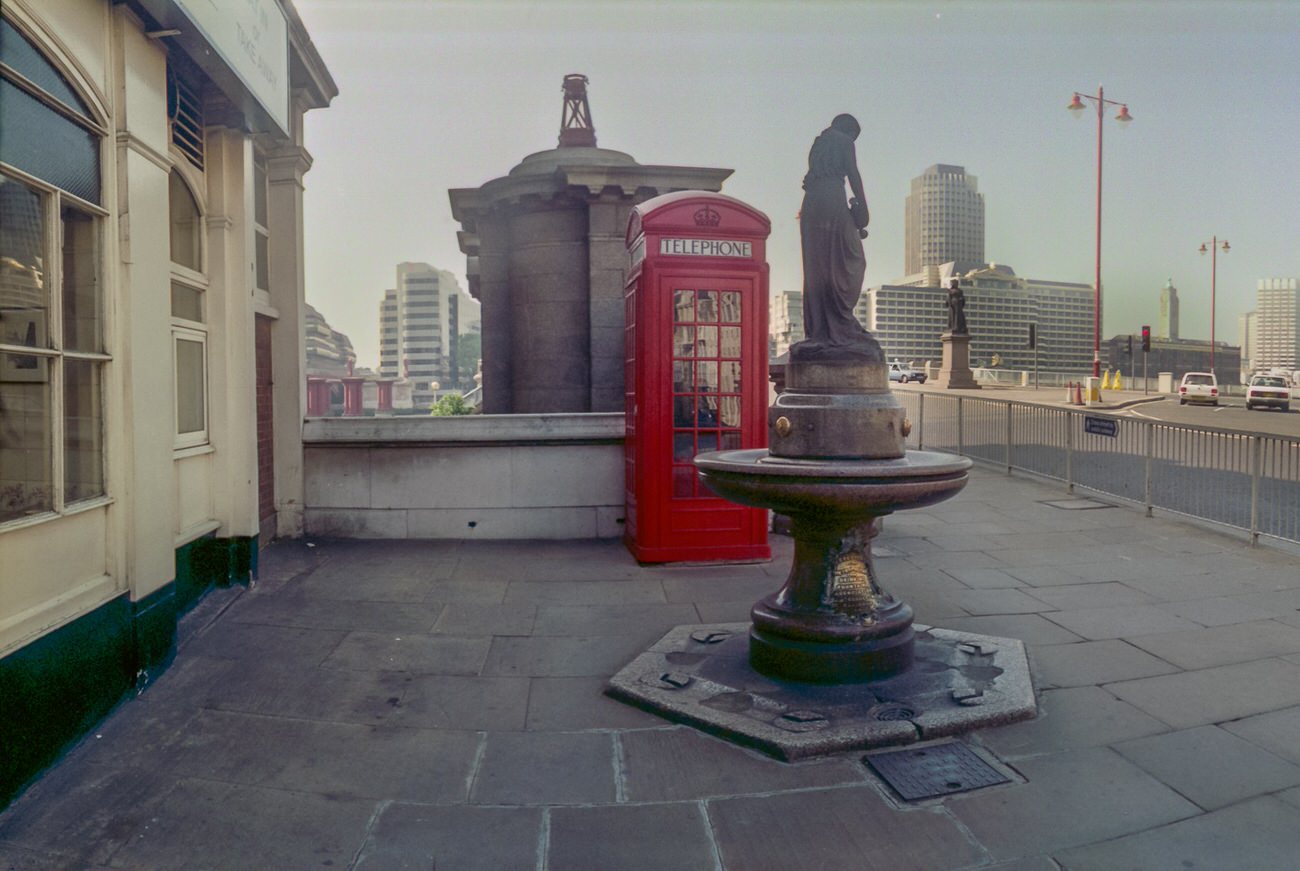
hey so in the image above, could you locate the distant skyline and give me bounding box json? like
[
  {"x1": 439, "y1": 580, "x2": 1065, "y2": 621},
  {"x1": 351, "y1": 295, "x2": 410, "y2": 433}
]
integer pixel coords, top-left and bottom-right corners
[{"x1": 296, "y1": 0, "x2": 1300, "y2": 370}]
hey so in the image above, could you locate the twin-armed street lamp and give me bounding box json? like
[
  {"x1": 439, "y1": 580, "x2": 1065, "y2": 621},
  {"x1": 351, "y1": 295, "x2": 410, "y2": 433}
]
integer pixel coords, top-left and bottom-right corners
[
  {"x1": 1198, "y1": 236, "x2": 1230, "y2": 374},
  {"x1": 1068, "y1": 87, "x2": 1133, "y2": 377}
]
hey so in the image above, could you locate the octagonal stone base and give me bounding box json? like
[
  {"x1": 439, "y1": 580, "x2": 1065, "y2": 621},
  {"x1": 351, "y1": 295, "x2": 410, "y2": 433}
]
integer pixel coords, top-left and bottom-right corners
[{"x1": 606, "y1": 622, "x2": 1036, "y2": 761}]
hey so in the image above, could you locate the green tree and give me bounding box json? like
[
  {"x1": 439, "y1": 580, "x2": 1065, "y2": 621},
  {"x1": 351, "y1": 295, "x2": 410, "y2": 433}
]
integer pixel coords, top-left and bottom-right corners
[
  {"x1": 455, "y1": 332, "x2": 482, "y2": 389},
  {"x1": 430, "y1": 393, "x2": 473, "y2": 416}
]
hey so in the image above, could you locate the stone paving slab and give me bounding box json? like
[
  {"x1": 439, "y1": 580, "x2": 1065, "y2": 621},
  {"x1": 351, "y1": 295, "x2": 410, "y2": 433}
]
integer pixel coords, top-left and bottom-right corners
[
  {"x1": 548, "y1": 803, "x2": 719, "y2": 871},
  {"x1": 1112, "y1": 724, "x2": 1300, "y2": 811},
  {"x1": 353, "y1": 802, "x2": 542, "y2": 871},
  {"x1": 1053, "y1": 795, "x2": 1300, "y2": 871},
  {"x1": 5, "y1": 465, "x2": 1300, "y2": 869},
  {"x1": 707, "y1": 786, "x2": 985, "y2": 871}
]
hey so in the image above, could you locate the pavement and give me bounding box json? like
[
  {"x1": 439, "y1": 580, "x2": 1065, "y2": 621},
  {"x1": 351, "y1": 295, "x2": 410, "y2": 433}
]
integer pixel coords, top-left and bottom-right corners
[
  {"x1": 5, "y1": 467, "x2": 1300, "y2": 869},
  {"x1": 901, "y1": 380, "x2": 1168, "y2": 411}
]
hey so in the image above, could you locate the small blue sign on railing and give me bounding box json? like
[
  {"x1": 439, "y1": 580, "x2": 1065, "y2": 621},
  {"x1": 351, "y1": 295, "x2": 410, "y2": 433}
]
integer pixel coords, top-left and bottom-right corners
[{"x1": 1084, "y1": 416, "x2": 1118, "y2": 438}]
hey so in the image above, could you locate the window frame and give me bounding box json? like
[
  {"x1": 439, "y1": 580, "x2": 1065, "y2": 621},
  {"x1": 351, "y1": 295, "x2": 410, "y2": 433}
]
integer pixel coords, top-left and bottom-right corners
[{"x1": 167, "y1": 164, "x2": 210, "y2": 450}]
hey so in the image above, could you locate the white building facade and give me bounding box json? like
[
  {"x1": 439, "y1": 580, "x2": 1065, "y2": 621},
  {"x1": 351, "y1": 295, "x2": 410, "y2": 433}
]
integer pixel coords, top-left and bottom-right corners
[
  {"x1": 770, "y1": 291, "x2": 803, "y2": 358},
  {"x1": 0, "y1": 0, "x2": 334, "y2": 803},
  {"x1": 862, "y1": 263, "x2": 1094, "y2": 373},
  {"x1": 377, "y1": 263, "x2": 479, "y2": 407},
  {"x1": 904, "y1": 164, "x2": 985, "y2": 276},
  {"x1": 1253, "y1": 278, "x2": 1300, "y2": 373}
]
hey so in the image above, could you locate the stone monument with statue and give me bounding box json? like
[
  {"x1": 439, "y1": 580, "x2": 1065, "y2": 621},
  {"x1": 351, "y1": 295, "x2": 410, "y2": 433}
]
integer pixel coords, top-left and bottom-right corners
[
  {"x1": 607, "y1": 116, "x2": 1034, "y2": 760},
  {"x1": 933, "y1": 277, "x2": 981, "y2": 389}
]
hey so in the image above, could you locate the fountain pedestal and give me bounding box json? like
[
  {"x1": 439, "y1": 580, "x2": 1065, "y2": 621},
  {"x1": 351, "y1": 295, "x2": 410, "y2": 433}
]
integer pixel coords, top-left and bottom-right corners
[{"x1": 605, "y1": 355, "x2": 1036, "y2": 759}]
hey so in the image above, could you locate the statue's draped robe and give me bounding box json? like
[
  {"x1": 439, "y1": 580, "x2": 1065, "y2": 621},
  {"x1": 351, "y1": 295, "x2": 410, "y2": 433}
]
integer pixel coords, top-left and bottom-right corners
[{"x1": 800, "y1": 127, "x2": 870, "y2": 350}]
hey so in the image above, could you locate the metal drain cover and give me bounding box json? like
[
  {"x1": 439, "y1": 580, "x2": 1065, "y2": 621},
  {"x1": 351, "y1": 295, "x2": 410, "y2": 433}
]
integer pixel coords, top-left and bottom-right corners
[
  {"x1": 1041, "y1": 498, "x2": 1114, "y2": 511},
  {"x1": 865, "y1": 742, "x2": 1009, "y2": 801}
]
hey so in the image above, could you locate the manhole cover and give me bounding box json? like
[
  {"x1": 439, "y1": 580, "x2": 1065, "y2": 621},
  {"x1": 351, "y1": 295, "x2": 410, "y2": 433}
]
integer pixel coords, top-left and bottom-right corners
[
  {"x1": 864, "y1": 742, "x2": 1010, "y2": 801},
  {"x1": 1040, "y1": 498, "x2": 1114, "y2": 511}
]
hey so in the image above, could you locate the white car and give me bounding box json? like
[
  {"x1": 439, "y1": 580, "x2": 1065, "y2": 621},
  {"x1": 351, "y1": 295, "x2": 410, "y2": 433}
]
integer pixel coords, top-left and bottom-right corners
[
  {"x1": 1246, "y1": 375, "x2": 1291, "y2": 412},
  {"x1": 1178, "y1": 372, "x2": 1218, "y2": 406}
]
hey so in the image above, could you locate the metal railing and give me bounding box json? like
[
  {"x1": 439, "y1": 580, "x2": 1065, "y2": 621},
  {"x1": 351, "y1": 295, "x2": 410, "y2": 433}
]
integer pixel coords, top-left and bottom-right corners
[{"x1": 896, "y1": 390, "x2": 1300, "y2": 547}]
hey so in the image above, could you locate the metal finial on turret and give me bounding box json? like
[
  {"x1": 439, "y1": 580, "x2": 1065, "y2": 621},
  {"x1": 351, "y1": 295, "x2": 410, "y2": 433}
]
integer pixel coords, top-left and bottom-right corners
[{"x1": 558, "y1": 74, "x2": 596, "y2": 148}]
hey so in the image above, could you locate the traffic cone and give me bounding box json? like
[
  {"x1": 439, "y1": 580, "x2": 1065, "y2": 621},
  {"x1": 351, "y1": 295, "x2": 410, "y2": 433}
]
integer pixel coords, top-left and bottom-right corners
[
  {"x1": 1073, "y1": 382, "x2": 1084, "y2": 405},
  {"x1": 1065, "y1": 382, "x2": 1073, "y2": 402},
  {"x1": 1101, "y1": 370, "x2": 1112, "y2": 390},
  {"x1": 1114, "y1": 370, "x2": 1124, "y2": 390}
]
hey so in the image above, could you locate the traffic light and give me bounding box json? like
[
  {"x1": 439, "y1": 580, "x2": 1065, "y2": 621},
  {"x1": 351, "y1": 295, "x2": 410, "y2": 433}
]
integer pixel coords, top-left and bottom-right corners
[
  {"x1": 1127, "y1": 335, "x2": 1134, "y2": 356},
  {"x1": 1141, "y1": 325, "x2": 1151, "y2": 352},
  {"x1": 1027, "y1": 323, "x2": 1037, "y2": 349}
]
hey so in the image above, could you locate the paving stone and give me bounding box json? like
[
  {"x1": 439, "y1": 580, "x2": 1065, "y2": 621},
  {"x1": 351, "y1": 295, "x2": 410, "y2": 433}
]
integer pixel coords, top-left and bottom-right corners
[
  {"x1": 0, "y1": 761, "x2": 169, "y2": 865},
  {"x1": 525, "y1": 677, "x2": 664, "y2": 730},
  {"x1": 471, "y1": 732, "x2": 615, "y2": 805},
  {"x1": 941, "y1": 567, "x2": 1026, "y2": 589},
  {"x1": 1124, "y1": 570, "x2": 1267, "y2": 601},
  {"x1": 1282, "y1": 786, "x2": 1300, "y2": 811},
  {"x1": 983, "y1": 859, "x2": 1060, "y2": 871},
  {"x1": 1113, "y1": 724, "x2": 1300, "y2": 810},
  {"x1": 1028, "y1": 639, "x2": 1178, "y2": 689},
  {"x1": 432, "y1": 603, "x2": 536, "y2": 636},
  {"x1": 708, "y1": 786, "x2": 983, "y2": 871},
  {"x1": 1107, "y1": 658, "x2": 1300, "y2": 729},
  {"x1": 952, "y1": 588, "x2": 1052, "y2": 616},
  {"x1": 660, "y1": 575, "x2": 778, "y2": 604},
  {"x1": 422, "y1": 578, "x2": 511, "y2": 604},
  {"x1": 0, "y1": 843, "x2": 67, "y2": 870},
  {"x1": 205, "y1": 663, "x2": 412, "y2": 725},
  {"x1": 620, "y1": 727, "x2": 865, "y2": 802},
  {"x1": 903, "y1": 550, "x2": 1003, "y2": 572},
  {"x1": 1002, "y1": 565, "x2": 1089, "y2": 587},
  {"x1": 186, "y1": 622, "x2": 346, "y2": 667},
  {"x1": 1042, "y1": 605, "x2": 1202, "y2": 640},
  {"x1": 1053, "y1": 795, "x2": 1300, "y2": 871},
  {"x1": 354, "y1": 802, "x2": 541, "y2": 871},
  {"x1": 1222, "y1": 704, "x2": 1300, "y2": 765},
  {"x1": 1127, "y1": 620, "x2": 1300, "y2": 671},
  {"x1": 1154, "y1": 596, "x2": 1280, "y2": 627},
  {"x1": 159, "y1": 709, "x2": 480, "y2": 802},
  {"x1": 1023, "y1": 582, "x2": 1154, "y2": 611},
  {"x1": 693, "y1": 599, "x2": 756, "y2": 623},
  {"x1": 1233, "y1": 587, "x2": 1300, "y2": 615},
  {"x1": 548, "y1": 803, "x2": 717, "y2": 871},
  {"x1": 935, "y1": 614, "x2": 1083, "y2": 645},
  {"x1": 288, "y1": 568, "x2": 437, "y2": 602},
  {"x1": 105, "y1": 778, "x2": 376, "y2": 869},
  {"x1": 977, "y1": 686, "x2": 1167, "y2": 759},
  {"x1": 321, "y1": 631, "x2": 491, "y2": 675},
  {"x1": 503, "y1": 579, "x2": 667, "y2": 605},
  {"x1": 532, "y1": 603, "x2": 701, "y2": 637},
  {"x1": 947, "y1": 747, "x2": 1198, "y2": 860},
  {"x1": 229, "y1": 593, "x2": 445, "y2": 633},
  {"x1": 482, "y1": 635, "x2": 649, "y2": 677},
  {"x1": 390, "y1": 675, "x2": 531, "y2": 731}
]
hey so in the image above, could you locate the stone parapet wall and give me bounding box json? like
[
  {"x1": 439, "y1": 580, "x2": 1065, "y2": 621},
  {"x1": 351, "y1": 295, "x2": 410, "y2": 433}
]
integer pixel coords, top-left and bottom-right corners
[{"x1": 303, "y1": 414, "x2": 625, "y2": 539}]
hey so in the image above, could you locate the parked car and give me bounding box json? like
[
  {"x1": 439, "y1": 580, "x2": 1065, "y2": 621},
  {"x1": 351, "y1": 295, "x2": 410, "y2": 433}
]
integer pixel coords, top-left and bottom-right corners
[
  {"x1": 1178, "y1": 372, "x2": 1219, "y2": 406},
  {"x1": 888, "y1": 362, "x2": 927, "y2": 384},
  {"x1": 1245, "y1": 375, "x2": 1291, "y2": 412}
]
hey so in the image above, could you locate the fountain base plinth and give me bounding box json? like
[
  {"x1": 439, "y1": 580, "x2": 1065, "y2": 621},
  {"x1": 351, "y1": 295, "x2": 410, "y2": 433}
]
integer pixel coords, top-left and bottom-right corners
[{"x1": 749, "y1": 622, "x2": 914, "y2": 683}]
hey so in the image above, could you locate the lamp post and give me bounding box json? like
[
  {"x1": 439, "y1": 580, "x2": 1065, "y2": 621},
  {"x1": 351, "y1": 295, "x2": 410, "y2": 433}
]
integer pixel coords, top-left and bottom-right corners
[
  {"x1": 1068, "y1": 87, "x2": 1133, "y2": 377},
  {"x1": 1198, "y1": 237, "x2": 1230, "y2": 375}
]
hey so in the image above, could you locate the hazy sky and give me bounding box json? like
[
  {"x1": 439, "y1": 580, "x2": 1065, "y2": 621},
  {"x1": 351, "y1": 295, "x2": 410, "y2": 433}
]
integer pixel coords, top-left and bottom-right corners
[{"x1": 295, "y1": 0, "x2": 1300, "y2": 370}]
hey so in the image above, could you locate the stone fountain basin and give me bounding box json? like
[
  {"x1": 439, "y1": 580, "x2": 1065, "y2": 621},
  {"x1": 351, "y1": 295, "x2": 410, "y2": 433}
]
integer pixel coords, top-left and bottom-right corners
[{"x1": 695, "y1": 448, "x2": 972, "y2": 516}]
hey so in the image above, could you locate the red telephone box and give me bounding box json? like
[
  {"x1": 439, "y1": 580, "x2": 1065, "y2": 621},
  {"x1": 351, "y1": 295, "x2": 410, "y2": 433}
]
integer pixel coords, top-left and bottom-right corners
[{"x1": 624, "y1": 191, "x2": 771, "y2": 563}]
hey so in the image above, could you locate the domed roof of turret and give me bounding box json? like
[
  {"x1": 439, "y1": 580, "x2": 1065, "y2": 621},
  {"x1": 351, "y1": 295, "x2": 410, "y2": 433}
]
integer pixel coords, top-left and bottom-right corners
[{"x1": 508, "y1": 146, "x2": 639, "y2": 177}]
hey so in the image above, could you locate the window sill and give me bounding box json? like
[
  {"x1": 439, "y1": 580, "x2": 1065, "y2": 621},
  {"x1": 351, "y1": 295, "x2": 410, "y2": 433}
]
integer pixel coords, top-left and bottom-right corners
[
  {"x1": 0, "y1": 495, "x2": 114, "y2": 535},
  {"x1": 173, "y1": 443, "x2": 215, "y2": 459}
]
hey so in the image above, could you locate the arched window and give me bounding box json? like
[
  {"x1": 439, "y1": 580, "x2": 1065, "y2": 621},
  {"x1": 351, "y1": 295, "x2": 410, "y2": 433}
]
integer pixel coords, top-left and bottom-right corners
[
  {"x1": 0, "y1": 16, "x2": 106, "y2": 524},
  {"x1": 168, "y1": 169, "x2": 208, "y2": 449}
]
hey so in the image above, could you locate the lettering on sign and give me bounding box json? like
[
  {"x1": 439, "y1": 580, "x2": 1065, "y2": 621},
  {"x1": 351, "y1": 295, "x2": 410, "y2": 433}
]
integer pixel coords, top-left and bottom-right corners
[
  {"x1": 659, "y1": 238, "x2": 753, "y2": 258},
  {"x1": 1083, "y1": 416, "x2": 1118, "y2": 438}
]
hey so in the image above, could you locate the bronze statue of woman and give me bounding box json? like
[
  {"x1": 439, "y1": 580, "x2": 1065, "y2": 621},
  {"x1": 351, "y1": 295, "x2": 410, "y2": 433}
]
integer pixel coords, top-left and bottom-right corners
[{"x1": 793, "y1": 113, "x2": 882, "y2": 362}]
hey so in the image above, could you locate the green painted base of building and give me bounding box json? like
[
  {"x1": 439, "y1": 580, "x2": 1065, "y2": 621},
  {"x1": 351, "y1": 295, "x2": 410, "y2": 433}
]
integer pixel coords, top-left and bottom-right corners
[{"x1": 0, "y1": 535, "x2": 257, "y2": 807}]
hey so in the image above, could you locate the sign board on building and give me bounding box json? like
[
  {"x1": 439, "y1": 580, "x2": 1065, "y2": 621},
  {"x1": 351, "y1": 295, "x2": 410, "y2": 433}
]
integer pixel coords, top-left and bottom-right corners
[
  {"x1": 659, "y1": 238, "x2": 753, "y2": 258},
  {"x1": 171, "y1": 0, "x2": 289, "y2": 135},
  {"x1": 1083, "y1": 416, "x2": 1118, "y2": 438}
]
